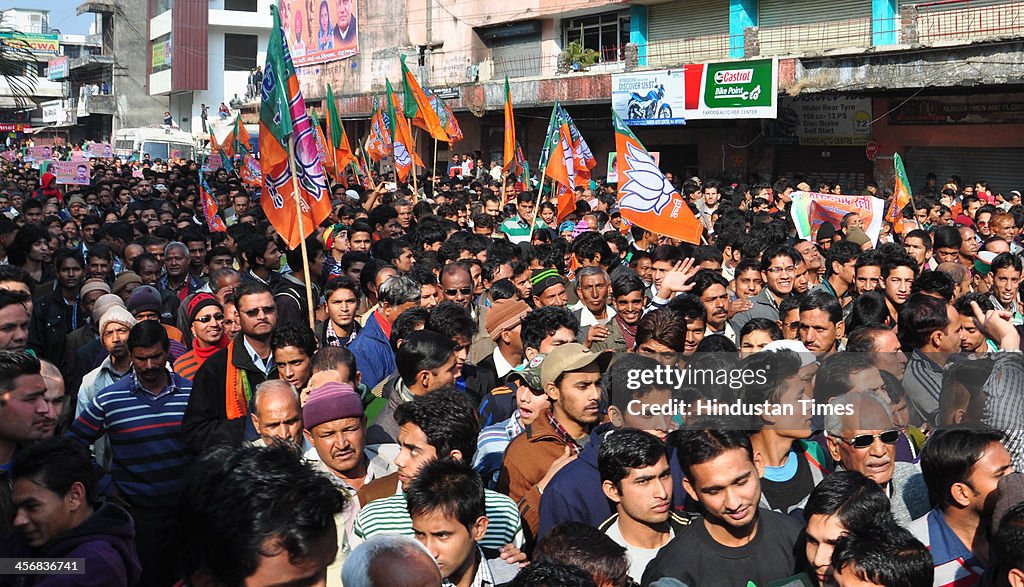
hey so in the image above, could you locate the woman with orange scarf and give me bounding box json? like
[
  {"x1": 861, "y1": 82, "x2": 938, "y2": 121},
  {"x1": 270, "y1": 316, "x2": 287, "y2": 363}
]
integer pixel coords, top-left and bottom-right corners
[{"x1": 174, "y1": 293, "x2": 230, "y2": 380}]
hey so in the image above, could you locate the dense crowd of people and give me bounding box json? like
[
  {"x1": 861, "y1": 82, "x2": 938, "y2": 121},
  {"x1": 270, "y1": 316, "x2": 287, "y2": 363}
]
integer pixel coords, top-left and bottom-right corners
[{"x1": 0, "y1": 151, "x2": 1023, "y2": 587}]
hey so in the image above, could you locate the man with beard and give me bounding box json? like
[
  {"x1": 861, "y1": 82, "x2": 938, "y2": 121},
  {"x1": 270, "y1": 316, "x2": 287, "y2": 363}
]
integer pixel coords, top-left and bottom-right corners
[
  {"x1": 498, "y1": 343, "x2": 611, "y2": 544},
  {"x1": 988, "y1": 253, "x2": 1022, "y2": 324},
  {"x1": 68, "y1": 321, "x2": 194, "y2": 586},
  {"x1": 691, "y1": 269, "x2": 734, "y2": 342},
  {"x1": 911, "y1": 428, "x2": 1012, "y2": 586},
  {"x1": 642, "y1": 428, "x2": 804, "y2": 587},
  {"x1": 250, "y1": 380, "x2": 308, "y2": 449},
  {"x1": 184, "y1": 282, "x2": 278, "y2": 453}
]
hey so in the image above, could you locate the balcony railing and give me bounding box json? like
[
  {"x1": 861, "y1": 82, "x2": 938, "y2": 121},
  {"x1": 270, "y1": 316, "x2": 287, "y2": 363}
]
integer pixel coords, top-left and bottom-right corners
[{"x1": 911, "y1": 0, "x2": 1024, "y2": 43}]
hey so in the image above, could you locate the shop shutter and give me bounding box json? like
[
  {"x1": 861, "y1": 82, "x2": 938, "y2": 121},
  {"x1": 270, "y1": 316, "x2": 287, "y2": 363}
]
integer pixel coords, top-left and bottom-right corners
[
  {"x1": 646, "y1": 0, "x2": 730, "y2": 66},
  {"x1": 491, "y1": 36, "x2": 542, "y2": 79},
  {"x1": 904, "y1": 146, "x2": 1024, "y2": 196},
  {"x1": 758, "y1": 0, "x2": 873, "y2": 54}
]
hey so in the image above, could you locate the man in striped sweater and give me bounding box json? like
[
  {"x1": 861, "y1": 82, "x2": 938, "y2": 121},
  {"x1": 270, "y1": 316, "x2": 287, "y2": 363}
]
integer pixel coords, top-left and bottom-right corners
[{"x1": 67, "y1": 320, "x2": 194, "y2": 587}]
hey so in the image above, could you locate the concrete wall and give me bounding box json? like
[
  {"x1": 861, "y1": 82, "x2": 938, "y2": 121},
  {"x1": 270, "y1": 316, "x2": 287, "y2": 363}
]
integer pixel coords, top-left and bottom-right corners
[{"x1": 111, "y1": 0, "x2": 168, "y2": 131}]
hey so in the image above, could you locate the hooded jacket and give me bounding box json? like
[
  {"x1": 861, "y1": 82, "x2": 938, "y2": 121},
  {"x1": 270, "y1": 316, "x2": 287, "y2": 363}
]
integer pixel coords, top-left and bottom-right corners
[
  {"x1": 33, "y1": 173, "x2": 62, "y2": 203},
  {"x1": 0, "y1": 502, "x2": 142, "y2": 586}
]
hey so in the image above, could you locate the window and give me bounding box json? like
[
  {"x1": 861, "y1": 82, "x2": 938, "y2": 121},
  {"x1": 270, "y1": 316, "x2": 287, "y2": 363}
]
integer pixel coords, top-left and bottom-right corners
[
  {"x1": 563, "y1": 11, "x2": 630, "y2": 62},
  {"x1": 224, "y1": 0, "x2": 257, "y2": 12},
  {"x1": 224, "y1": 33, "x2": 257, "y2": 71}
]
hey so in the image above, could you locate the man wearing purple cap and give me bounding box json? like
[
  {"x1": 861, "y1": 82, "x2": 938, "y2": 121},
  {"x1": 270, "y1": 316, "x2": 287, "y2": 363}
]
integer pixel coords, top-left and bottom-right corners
[{"x1": 302, "y1": 381, "x2": 397, "y2": 550}]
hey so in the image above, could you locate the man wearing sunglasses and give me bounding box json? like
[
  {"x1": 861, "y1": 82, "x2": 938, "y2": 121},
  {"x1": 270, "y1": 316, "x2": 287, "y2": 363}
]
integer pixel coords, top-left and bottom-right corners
[
  {"x1": 184, "y1": 282, "x2": 279, "y2": 454},
  {"x1": 824, "y1": 391, "x2": 930, "y2": 525},
  {"x1": 440, "y1": 262, "x2": 494, "y2": 365}
]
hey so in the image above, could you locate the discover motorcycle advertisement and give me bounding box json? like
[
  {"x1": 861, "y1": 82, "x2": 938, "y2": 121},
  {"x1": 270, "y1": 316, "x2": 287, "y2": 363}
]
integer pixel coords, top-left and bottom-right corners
[{"x1": 612, "y1": 70, "x2": 687, "y2": 126}]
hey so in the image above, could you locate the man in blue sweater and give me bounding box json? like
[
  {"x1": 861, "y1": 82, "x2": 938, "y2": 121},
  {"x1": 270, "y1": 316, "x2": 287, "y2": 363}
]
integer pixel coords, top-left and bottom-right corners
[
  {"x1": 68, "y1": 320, "x2": 193, "y2": 587},
  {"x1": 349, "y1": 274, "x2": 421, "y2": 390}
]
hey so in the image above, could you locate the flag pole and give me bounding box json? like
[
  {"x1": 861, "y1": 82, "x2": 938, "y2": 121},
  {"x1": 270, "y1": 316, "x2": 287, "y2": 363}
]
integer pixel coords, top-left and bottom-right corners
[
  {"x1": 286, "y1": 140, "x2": 317, "y2": 331},
  {"x1": 432, "y1": 138, "x2": 438, "y2": 193}
]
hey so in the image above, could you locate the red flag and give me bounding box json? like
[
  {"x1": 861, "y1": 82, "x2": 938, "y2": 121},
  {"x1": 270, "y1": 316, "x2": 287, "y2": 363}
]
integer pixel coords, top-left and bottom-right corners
[{"x1": 199, "y1": 178, "x2": 227, "y2": 233}]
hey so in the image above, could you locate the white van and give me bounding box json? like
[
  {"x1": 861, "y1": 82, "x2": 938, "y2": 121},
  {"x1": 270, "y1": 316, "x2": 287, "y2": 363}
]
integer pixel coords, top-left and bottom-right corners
[{"x1": 113, "y1": 126, "x2": 196, "y2": 161}]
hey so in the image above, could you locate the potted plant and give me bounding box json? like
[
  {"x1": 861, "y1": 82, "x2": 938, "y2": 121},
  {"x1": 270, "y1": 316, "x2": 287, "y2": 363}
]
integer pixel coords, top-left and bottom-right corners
[{"x1": 557, "y1": 41, "x2": 600, "y2": 73}]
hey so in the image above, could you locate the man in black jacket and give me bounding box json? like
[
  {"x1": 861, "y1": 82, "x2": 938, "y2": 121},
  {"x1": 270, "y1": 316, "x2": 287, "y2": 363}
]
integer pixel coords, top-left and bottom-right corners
[
  {"x1": 28, "y1": 248, "x2": 85, "y2": 375},
  {"x1": 183, "y1": 282, "x2": 278, "y2": 454}
]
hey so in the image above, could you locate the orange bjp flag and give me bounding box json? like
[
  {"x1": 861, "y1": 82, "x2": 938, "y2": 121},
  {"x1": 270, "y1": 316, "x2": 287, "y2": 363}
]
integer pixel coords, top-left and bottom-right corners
[
  {"x1": 612, "y1": 110, "x2": 702, "y2": 245},
  {"x1": 502, "y1": 77, "x2": 515, "y2": 172}
]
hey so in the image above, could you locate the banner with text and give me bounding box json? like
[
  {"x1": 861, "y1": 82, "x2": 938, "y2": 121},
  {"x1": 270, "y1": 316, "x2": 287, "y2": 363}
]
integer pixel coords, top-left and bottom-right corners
[
  {"x1": 52, "y1": 161, "x2": 92, "y2": 185},
  {"x1": 613, "y1": 58, "x2": 777, "y2": 123},
  {"x1": 611, "y1": 71, "x2": 686, "y2": 126},
  {"x1": 766, "y1": 95, "x2": 872, "y2": 146},
  {"x1": 87, "y1": 143, "x2": 113, "y2": 158},
  {"x1": 790, "y1": 191, "x2": 885, "y2": 245}
]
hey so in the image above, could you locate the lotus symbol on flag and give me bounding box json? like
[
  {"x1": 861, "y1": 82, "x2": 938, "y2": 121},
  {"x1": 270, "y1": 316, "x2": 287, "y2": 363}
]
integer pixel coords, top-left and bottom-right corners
[
  {"x1": 394, "y1": 141, "x2": 412, "y2": 168},
  {"x1": 619, "y1": 142, "x2": 674, "y2": 214}
]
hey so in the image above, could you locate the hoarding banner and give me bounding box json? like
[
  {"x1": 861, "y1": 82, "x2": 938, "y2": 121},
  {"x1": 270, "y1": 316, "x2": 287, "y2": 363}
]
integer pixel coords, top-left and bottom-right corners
[
  {"x1": 766, "y1": 95, "x2": 873, "y2": 146},
  {"x1": 52, "y1": 161, "x2": 92, "y2": 185},
  {"x1": 0, "y1": 32, "x2": 59, "y2": 53},
  {"x1": 47, "y1": 56, "x2": 68, "y2": 80},
  {"x1": 152, "y1": 39, "x2": 172, "y2": 68},
  {"x1": 282, "y1": 0, "x2": 358, "y2": 67},
  {"x1": 612, "y1": 58, "x2": 777, "y2": 123},
  {"x1": 611, "y1": 71, "x2": 686, "y2": 126}
]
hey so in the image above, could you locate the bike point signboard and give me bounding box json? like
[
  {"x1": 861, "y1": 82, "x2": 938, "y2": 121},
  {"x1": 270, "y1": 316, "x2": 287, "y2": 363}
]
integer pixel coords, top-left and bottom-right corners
[
  {"x1": 612, "y1": 70, "x2": 686, "y2": 126},
  {"x1": 612, "y1": 58, "x2": 778, "y2": 124}
]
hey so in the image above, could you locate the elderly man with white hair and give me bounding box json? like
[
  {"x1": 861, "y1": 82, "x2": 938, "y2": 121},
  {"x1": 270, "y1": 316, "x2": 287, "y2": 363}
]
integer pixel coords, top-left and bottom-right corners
[
  {"x1": 824, "y1": 391, "x2": 930, "y2": 525},
  {"x1": 342, "y1": 534, "x2": 441, "y2": 587}
]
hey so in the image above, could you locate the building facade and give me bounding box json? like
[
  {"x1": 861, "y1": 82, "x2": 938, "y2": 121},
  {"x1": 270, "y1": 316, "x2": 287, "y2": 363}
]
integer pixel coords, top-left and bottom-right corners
[{"x1": 305, "y1": 0, "x2": 1024, "y2": 194}]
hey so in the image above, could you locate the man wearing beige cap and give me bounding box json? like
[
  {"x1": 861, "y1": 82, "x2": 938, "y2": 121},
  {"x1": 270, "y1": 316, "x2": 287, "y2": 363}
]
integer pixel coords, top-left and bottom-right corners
[
  {"x1": 477, "y1": 298, "x2": 531, "y2": 385},
  {"x1": 65, "y1": 278, "x2": 111, "y2": 364},
  {"x1": 77, "y1": 305, "x2": 137, "y2": 469},
  {"x1": 498, "y1": 342, "x2": 611, "y2": 544}
]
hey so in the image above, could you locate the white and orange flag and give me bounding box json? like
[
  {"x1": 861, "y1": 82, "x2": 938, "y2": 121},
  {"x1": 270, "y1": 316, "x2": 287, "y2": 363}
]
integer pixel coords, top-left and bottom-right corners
[{"x1": 612, "y1": 110, "x2": 702, "y2": 245}]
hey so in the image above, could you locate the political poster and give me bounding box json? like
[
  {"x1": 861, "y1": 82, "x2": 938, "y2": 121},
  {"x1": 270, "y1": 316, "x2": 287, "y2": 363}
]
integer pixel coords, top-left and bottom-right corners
[
  {"x1": 607, "y1": 151, "x2": 659, "y2": 183},
  {"x1": 611, "y1": 70, "x2": 686, "y2": 126},
  {"x1": 52, "y1": 161, "x2": 92, "y2": 186},
  {"x1": 27, "y1": 146, "x2": 52, "y2": 161},
  {"x1": 790, "y1": 191, "x2": 885, "y2": 245},
  {"x1": 87, "y1": 143, "x2": 114, "y2": 158},
  {"x1": 1, "y1": 151, "x2": 17, "y2": 162},
  {"x1": 202, "y1": 153, "x2": 223, "y2": 172},
  {"x1": 281, "y1": 0, "x2": 358, "y2": 67}
]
